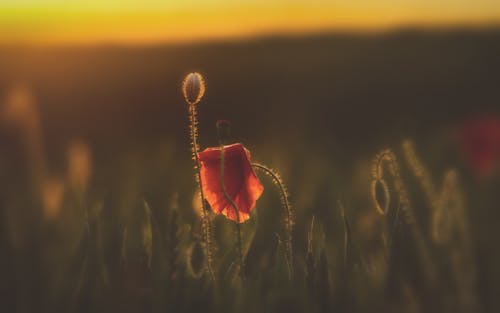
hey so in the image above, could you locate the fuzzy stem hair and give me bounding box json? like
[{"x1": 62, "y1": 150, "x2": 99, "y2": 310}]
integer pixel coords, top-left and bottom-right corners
[
  {"x1": 252, "y1": 163, "x2": 294, "y2": 275},
  {"x1": 188, "y1": 105, "x2": 215, "y2": 280}
]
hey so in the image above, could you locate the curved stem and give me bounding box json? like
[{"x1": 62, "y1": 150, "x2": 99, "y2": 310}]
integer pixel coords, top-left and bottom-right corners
[
  {"x1": 251, "y1": 162, "x2": 294, "y2": 274},
  {"x1": 372, "y1": 149, "x2": 437, "y2": 287},
  {"x1": 189, "y1": 105, "x2": 215, "y2": 280},
  {"x1": 219, "y1": 144, "x2": 245, "y2": 280}
]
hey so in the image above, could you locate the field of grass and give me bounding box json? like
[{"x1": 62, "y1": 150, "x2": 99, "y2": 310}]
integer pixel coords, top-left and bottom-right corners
[{"x1": 1, "y1": 29, "x2": 500, "y2": 312}]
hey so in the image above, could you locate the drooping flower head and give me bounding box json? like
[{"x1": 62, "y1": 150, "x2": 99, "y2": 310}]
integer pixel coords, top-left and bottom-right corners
[
  {"x1": 458, "y1": 115, "x2": 500, "y2": 179},
  {"x1": 198, "y1": 143, "x2": 264, "y2": 223}
]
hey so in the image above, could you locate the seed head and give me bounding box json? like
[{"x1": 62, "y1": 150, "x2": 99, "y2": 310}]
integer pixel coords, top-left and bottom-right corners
[{"x1": 182, "y1": 72, "x2": 205, "y2": 106}]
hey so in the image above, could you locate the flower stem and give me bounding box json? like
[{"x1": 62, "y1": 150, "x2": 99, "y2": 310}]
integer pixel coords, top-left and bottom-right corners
[
  {"x1": 219, "y1": 144, "x2": 245, "y2": 281},
  {"x1": 251, "y1": 163, "x2": 294, "y2": 276},
  {"x1": 189, "y1": 105, "x2": 215, "y2": 280}
]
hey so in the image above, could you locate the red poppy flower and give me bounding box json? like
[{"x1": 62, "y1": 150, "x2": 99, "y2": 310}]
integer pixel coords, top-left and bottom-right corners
[
  {"x1": 198, "y1": 143, "x2": 264, "y2": 223},
  {"x1": 458, "y1": 115, "x2": 500, "y2": 179}
]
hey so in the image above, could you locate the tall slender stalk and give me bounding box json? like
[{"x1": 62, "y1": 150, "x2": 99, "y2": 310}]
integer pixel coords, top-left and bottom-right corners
[
  {"x1": 188, "y1": 105, "x2": 215, "y2": 280},
  {"x1": 219, "y1": 144, "x2": 245, "y2": 281},
  {"x1": 252, "y1": 163, "x2": 294, "y2": 274},
  {"x1": 402, "y1": 139, "x2": 437, "y2": 205},
  {"x1": 338, "y1": 201, "x2": 351, "y2": 270}
]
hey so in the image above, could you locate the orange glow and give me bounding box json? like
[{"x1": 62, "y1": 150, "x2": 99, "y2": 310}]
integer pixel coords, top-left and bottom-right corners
[
  {"x1": 1, "y1": 1, "x2": 500, "y2": 45},
  {"x1": 67, "y1": 141, "x2": 92, "y2": 192},
  {"x1": 42, "y1": 177, "x2": 65, "y2": 220}
]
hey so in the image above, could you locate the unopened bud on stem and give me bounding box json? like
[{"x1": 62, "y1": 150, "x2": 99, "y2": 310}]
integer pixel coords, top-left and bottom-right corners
[{"x1": 182, "y1": 72, "x2": 206, "y2": 106}]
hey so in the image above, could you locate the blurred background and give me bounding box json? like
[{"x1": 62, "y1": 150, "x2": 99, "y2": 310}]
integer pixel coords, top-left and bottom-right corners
[{"x1": 1, "y1": 1, "x2": 500, "y2": 312}]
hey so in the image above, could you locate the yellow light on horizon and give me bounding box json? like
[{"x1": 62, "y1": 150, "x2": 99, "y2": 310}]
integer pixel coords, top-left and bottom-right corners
[{"x1": 1, "y1": 1, "x2": 500, "y2": 45}]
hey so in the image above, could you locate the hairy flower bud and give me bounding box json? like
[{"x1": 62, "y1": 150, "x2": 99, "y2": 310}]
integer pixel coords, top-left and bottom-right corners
[{"x1": 182, "y1": 72, "x2": 205, "y2": 106}]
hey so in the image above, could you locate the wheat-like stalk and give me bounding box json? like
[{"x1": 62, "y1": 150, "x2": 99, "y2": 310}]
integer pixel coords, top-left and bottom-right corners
[
  {"x1": 306, "y1": 215, "x2": 316, "y2": 288},
  {"x1": 402, "y1": 139, "x2": 437, "y2": 203},
  {"x1": 444, "y1": 170, "x2": 479, "y2": 311},
  {"x1": 371, "y1": 148, "x2": 438, "y2": 288},
  {"x1": 370, "y1": 149, "x2": 414, "y2": 223},
  {"x1": 402, "y1": 140, "x2": 462, "y2": 245},
  {"x1": 142, "y1": 201, "x2": 153, "y2": 269},
  {"x1": 338, "y1": 201, "x2": 352, "y2": 270}
]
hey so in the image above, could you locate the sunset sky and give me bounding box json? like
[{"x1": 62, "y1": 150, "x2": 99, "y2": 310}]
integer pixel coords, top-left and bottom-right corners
[{"x1": 1, "y1": 0, "x2": 500, "y2": 45}]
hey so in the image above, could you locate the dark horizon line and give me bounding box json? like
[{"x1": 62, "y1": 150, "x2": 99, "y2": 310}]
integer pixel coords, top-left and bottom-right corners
[{"x1": 1, "y1": 22, "x2": 500, "y2": 51}]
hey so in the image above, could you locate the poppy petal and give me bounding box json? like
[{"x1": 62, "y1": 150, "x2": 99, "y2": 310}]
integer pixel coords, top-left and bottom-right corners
[{"x1": 199, "y1": 143, "x2": 264, "y2": 223}]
